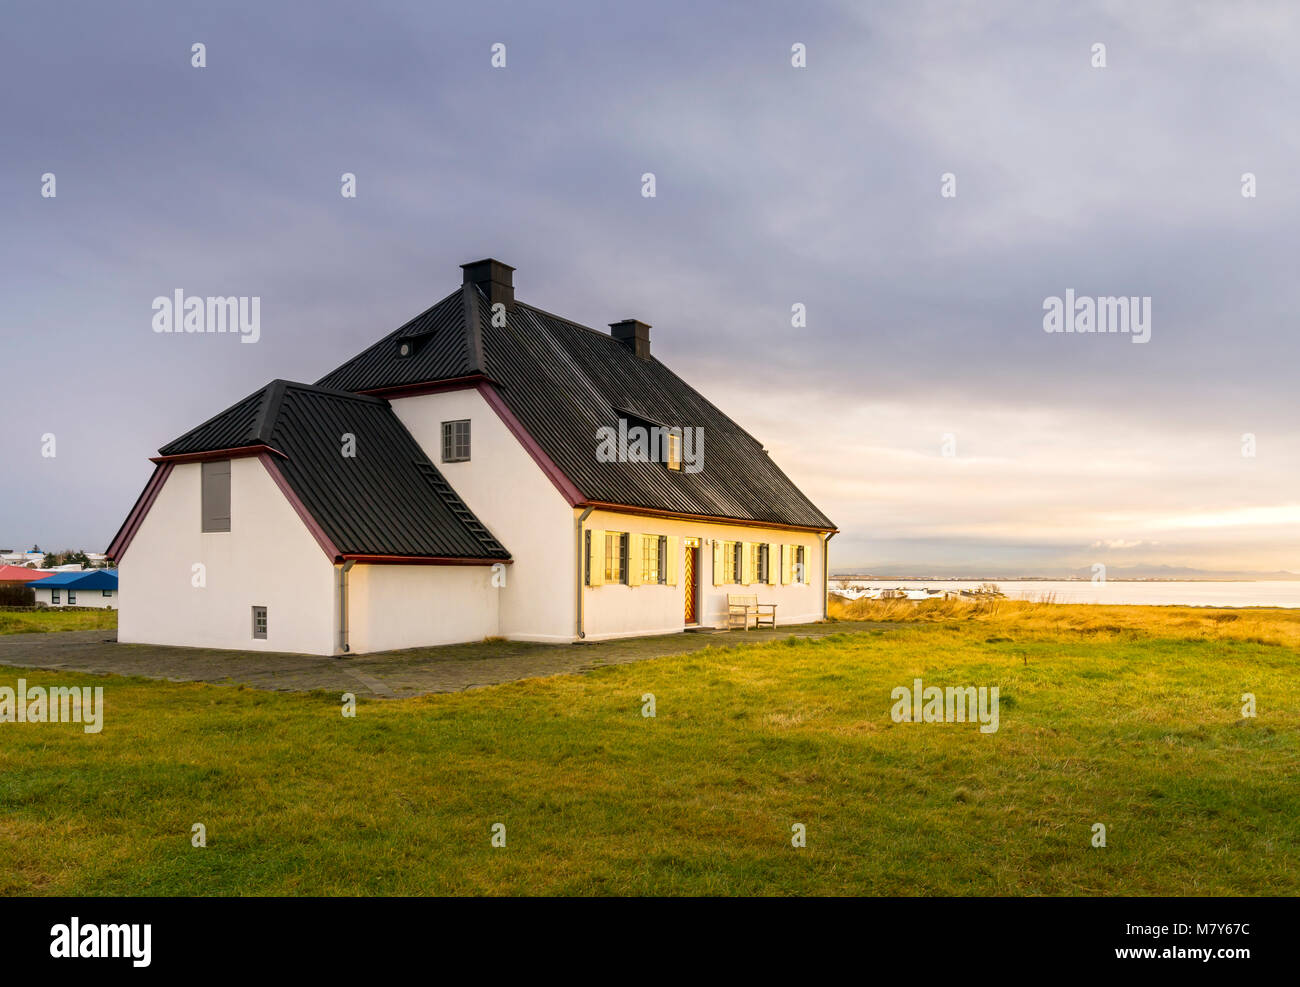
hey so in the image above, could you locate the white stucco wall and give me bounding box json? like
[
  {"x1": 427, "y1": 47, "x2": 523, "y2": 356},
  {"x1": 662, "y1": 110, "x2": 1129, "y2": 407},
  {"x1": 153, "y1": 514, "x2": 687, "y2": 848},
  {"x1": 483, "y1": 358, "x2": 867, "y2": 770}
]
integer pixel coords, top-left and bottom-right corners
[
  {"x1": 32, "y1": 586, "x2": 118, "y2": 609},
  {"x1": 581, "y1": 509, "x2": 826, "y2": 641},
  {"x1": 117, "y1": 457, "x2": 338, "y2": 655},
  {"x1": 389, "y1": 387, "x2": 577, "y2": 642},
  {"x1": 345, "y1": 563, "x2": 501, "y2": 654}
]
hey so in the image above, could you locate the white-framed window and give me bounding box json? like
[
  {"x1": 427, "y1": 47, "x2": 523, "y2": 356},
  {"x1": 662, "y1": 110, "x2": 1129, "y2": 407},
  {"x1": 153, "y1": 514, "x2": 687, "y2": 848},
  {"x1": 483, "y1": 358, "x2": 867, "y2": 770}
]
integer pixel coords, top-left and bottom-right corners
[
  {"x1": 441, "y1": 420, "x2": 471, "y2": 463},
  {"x1": 252, "y1": 605, "x2": 268, "y2": 640},
  {"x1": 640, "y1": 534, "x2": 659, "y2": 584},
  {"x1": 722, "y1": 541, "x2": 743, "y2": 584},
  {"x1": 604, "y1": 532, "x2": 629, "y2": 584},
  {"x1": 666, "y1": 431, "x2": 682, "y2": 471},
  {"x1": 755, "y1": 543, "x2": 770, "y2": 583},
  {"x1": 639, "y1": 534, "x2": 669, "y2": 584},
  {"x1": 795, "y1": 545, "x2": 806, "y2": 583}
]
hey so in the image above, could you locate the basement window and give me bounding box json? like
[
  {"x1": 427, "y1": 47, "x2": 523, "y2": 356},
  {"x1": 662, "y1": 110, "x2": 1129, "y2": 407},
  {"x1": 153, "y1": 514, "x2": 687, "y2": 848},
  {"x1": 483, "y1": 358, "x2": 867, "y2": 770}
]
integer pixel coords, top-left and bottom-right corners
[
  {"x1": 252, "y1": 605, "x2": 268, "y2": 640},
  {"x1": 441, "y1": 420, "x2": 471, "y2": 463}
]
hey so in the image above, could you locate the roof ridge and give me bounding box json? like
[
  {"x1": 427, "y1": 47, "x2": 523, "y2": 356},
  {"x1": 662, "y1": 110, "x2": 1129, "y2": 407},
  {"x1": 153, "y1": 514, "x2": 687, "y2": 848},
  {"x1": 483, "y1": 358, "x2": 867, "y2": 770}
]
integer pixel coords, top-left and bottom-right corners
[
  {"x1": 461, "y1": 283, "x2": 484, "y2": 374},
  {"x1": 252, "y1": 379, "x2": 289, "y2": 444},
  {"x1": 280, "y1": 379, "x2": 388, "y2": 404}
]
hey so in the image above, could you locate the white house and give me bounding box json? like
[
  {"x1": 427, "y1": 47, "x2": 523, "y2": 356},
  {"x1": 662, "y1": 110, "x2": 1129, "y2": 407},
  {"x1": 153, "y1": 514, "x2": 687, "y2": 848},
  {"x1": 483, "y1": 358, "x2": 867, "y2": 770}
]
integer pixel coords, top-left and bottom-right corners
[
  {"x1": 108, "y1": 259, "x2": 837, "y2": 655},
  {"x1": 29, "y1": 569, "x2": 119, "y2": 609}
]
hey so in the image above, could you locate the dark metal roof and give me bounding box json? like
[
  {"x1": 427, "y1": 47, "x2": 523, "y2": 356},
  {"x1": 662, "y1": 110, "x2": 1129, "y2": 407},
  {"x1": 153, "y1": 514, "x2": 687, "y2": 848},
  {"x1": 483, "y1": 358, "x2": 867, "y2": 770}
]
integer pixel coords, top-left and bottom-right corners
[
  {"x1": 158, "y1": 380, "x2": 509, "y2": 560},
  {"x1": 316, "y1": 283, "x2": 836, "y2": 530},
  {"x1": 315, "y1": 289, "x2": 477, "y2": 393}
]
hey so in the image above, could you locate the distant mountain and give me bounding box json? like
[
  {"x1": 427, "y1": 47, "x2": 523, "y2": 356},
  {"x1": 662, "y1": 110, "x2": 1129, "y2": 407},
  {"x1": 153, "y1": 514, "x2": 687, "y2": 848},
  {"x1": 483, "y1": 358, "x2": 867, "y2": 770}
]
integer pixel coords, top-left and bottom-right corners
[{"x1": 833, "y1": 563, "x2": 1300, "y2": 581}]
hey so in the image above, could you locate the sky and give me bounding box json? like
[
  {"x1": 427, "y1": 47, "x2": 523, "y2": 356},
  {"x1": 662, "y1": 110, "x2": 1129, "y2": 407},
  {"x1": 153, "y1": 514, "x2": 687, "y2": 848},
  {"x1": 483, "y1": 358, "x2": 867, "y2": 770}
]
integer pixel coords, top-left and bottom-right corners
[{"x1": 2, "y1": 0, "x2": 1297, "y2": 575}]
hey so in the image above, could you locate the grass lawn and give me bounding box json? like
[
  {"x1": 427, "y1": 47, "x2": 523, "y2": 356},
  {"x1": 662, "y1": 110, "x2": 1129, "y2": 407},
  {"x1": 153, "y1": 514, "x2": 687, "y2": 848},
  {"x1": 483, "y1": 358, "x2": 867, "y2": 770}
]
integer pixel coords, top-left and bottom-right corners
[
  {"x1": 0, "y1": 608, "x2": 117, "y2": 635},
  {"x1": 1, "y1": 601, "x2": 1296, "y2": 895}
]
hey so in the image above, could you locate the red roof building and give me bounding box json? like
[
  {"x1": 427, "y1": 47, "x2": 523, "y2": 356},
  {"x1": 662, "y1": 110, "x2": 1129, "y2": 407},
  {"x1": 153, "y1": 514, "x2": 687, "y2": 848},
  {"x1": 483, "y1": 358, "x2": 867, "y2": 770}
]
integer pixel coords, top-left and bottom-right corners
[{"x1": 0, "y1": 565, "x2": 55, "y2": 583}]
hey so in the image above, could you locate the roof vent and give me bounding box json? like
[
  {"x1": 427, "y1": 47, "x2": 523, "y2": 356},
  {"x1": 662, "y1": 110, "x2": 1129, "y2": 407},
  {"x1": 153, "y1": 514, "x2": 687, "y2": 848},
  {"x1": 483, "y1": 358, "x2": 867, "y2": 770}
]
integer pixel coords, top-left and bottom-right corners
[
  {"x1": 610, "y1": 319, "x2": 651, "y2": 360},
  {"x1": 460, "y1": 258, "x2": 515, "y2": 310}
]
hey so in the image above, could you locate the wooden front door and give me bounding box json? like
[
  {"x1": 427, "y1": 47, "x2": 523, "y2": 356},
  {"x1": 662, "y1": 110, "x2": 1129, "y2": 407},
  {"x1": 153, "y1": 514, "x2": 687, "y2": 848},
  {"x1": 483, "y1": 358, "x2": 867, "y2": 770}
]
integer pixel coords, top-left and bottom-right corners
[{"x1": 684, "y1": 545, "x2": 699, "y2": 624}]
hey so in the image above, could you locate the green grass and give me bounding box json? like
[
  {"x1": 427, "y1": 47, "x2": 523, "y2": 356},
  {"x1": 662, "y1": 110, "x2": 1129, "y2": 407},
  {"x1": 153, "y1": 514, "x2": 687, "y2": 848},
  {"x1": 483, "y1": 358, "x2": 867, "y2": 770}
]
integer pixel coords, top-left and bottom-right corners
[
  {"x1": 0, "y1": 608, "x2": 117, "y2": 635},
  {"x1": 1, "y1": 604, "x2": 1296, "y2": 895}
]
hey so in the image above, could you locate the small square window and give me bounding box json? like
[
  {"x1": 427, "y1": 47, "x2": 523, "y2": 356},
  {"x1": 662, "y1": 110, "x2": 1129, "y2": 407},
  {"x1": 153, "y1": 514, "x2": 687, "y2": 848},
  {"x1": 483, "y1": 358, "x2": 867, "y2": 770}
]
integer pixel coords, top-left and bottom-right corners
[
  {"x1": 252, "y1": 605, "x2": 268, "y2": 640},
  {"x1": 103, "y1": 590, "x2": 112, "y2": 597},
  {"x1": 441, "y1": 420, "x2": 471, "y2": 463}
]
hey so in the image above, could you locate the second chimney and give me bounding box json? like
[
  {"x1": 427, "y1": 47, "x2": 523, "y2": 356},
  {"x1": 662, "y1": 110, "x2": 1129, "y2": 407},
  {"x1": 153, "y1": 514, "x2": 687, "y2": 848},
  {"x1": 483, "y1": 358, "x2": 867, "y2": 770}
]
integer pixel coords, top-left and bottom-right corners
[
  {"x1": 610, "y1": 319, "x2": 651, "y2": 360},
  {"x1": 461, "y1": 258, "x2": 515, "y2": 310}
]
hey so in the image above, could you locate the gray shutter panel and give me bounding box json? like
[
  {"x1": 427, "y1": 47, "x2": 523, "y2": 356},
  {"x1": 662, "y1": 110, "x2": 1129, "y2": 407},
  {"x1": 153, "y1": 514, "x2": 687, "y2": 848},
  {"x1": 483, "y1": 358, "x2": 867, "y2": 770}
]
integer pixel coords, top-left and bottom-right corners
[{"x1": 201, "y1": 460, "x2": 231, "y2": 532}]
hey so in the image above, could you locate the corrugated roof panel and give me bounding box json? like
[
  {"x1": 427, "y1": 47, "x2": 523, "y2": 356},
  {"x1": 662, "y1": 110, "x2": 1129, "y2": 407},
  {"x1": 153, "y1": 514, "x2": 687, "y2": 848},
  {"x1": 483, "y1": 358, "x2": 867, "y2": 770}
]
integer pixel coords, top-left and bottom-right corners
[
  {"x1": 154, "y1": 381, "x2": 509, "y2": 560},
  {"x1": 314, "y1": 281, "x2": 835, "y2": 530}
]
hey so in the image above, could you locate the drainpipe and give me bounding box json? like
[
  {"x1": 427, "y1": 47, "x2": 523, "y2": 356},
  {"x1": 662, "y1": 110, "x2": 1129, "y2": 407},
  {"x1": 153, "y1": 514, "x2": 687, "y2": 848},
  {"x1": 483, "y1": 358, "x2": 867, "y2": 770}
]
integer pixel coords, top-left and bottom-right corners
[
  {"x1": 575, "y1": 506, "x2": 595, "y2": 639},
  {"x1": 822, "y1": 531, "x2": 837, "y2": 621},
  {"x1": 337, "y1": 559, "x2": 355, "y2": 655}
]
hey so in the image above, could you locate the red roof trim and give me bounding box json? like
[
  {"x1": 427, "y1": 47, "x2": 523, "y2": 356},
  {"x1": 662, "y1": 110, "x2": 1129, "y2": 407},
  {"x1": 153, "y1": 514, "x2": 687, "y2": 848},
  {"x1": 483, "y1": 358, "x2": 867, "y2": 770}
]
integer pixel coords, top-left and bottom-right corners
[
  {"x1": 257, "y1": 454, "x2": 341, "y2": 561},
  {"x1": 339, "y1": 554, "x2": 511, "y2": 566},
  {"x1": 151, "y1": 444, "x2": 286, "y2": 465},
  {"x1": 106, "y1": 462, "x2": 175, "y2": 562},
  {"x1": 581, "y1": 500, "x2": 838, "y2": 534},
  {"x1": 476, "y1": 381, "x2": 585, "y2": 507}
]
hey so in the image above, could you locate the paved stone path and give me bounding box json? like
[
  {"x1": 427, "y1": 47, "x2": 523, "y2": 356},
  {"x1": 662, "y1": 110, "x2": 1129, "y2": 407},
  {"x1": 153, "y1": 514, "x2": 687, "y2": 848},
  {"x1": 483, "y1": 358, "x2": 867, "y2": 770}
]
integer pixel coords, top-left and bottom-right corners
[{"x1": 0, "y1": 623, "x2": 897, "y2": 699}]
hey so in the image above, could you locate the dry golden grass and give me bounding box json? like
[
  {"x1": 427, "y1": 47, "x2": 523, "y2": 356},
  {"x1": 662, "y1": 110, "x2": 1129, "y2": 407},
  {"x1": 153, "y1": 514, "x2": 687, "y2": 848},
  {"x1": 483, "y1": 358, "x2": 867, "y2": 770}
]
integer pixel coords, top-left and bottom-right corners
[{"x1": 829, "y1": 594, "x2": 1300, "y2": 647}]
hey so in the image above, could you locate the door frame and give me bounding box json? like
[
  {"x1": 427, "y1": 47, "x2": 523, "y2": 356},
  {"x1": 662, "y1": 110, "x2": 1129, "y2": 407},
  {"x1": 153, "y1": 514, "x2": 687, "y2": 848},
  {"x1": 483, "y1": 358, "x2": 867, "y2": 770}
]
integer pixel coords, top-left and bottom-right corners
[{"x1": 683, "y1": 537, "x2": 701, "y2": 626}]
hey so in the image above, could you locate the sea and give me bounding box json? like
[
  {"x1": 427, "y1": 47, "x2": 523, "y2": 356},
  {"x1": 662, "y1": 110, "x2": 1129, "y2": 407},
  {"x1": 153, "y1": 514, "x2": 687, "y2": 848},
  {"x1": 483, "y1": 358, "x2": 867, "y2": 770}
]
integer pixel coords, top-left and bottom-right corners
[{"x1": 829, "y1": 580, "x2": 1300, "y2": 608}]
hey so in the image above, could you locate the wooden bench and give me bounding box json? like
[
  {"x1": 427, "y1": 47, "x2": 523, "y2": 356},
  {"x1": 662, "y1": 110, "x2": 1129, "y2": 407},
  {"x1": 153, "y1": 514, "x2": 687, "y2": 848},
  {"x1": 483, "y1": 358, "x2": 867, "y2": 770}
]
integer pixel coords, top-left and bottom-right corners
[{"x1": 727, "y1": 594, "x2": 777, "y2": 631}]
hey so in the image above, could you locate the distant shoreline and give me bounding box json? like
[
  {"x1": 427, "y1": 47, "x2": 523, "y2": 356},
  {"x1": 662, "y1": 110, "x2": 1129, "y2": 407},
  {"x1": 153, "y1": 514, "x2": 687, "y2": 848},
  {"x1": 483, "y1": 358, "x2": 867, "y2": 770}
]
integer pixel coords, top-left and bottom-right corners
[{"x1": 831, "y1": 576, "x2": 1297, "y2": 583}]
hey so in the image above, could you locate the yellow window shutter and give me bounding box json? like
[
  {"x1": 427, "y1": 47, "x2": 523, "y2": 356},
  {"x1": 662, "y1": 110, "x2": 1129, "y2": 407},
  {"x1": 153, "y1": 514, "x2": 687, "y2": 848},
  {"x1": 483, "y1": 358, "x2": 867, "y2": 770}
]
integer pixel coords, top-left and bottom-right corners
[
  {"x1": 712, "y1": 540, "x2": 723, "y2": 585},
  {"x1": 666, "y1": 536, "x2": 678, "y2": 586},
  {"x1": 780, "y1": 544, "x2": 790, "y2": 584},
  {"x1": 766, "y1": 543, "x2": 776, "y2": 584},
  {"x1": 628, "y1": 533, "x2": 643, "y2": 586},
  {"x1": 589, "y1": 529, "x2": 604, "y2": 586},
  {"x1": 741, "y1": 542, "x2": 753, "y2": 585}
]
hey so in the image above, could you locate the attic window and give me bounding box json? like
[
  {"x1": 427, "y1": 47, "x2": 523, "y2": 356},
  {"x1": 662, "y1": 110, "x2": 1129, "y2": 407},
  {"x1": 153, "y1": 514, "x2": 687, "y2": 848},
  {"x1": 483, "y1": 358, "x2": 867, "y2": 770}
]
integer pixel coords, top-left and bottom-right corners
[
  {"x1": 666, "y1": 431, "x2": 682, "y2": 471},
  {"x1": 395, "y1": 334, "x2": 428, "y2": 358}
]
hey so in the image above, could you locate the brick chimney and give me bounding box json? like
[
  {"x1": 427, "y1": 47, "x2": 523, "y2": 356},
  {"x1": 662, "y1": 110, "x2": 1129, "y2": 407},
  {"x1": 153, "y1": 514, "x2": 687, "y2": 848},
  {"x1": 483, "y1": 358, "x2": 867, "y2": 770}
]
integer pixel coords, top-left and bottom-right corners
[
  {"x1": 460, "y1": 258, "x2": 515, "y2": 310},
  {"x1": 610, "y1": 319, "x2": 651, "y2": 359}
]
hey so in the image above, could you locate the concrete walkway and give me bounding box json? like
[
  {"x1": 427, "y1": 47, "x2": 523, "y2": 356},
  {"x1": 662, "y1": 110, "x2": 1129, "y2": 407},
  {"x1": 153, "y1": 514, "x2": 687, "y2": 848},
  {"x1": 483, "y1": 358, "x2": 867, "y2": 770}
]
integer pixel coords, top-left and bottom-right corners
[{"x1": 0, "y1": 622, "x2": 896, "y2": 699}]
